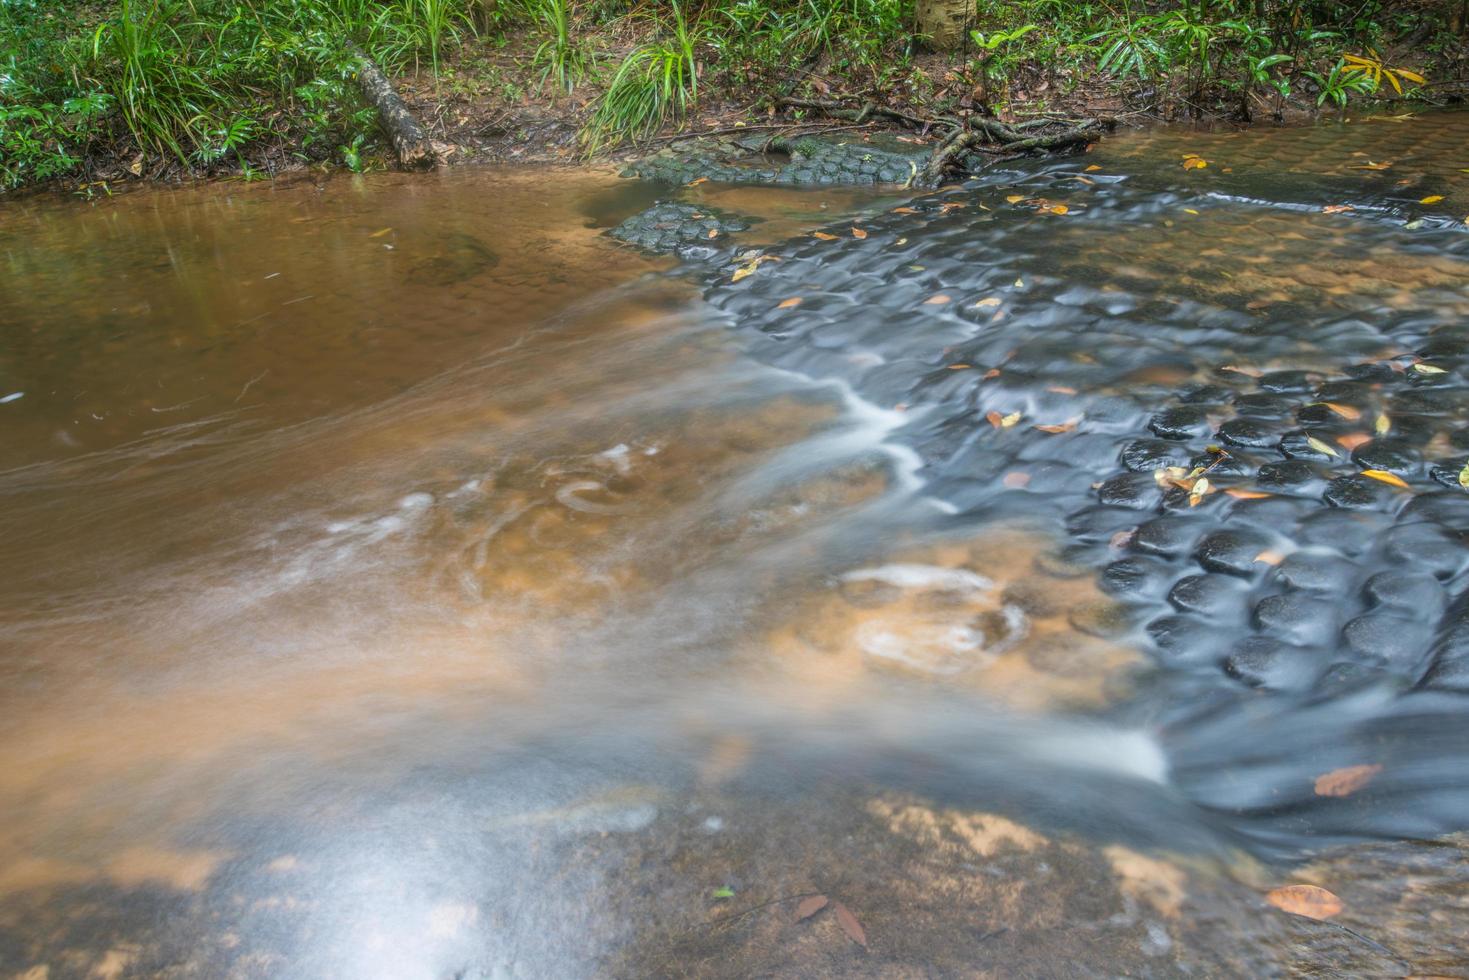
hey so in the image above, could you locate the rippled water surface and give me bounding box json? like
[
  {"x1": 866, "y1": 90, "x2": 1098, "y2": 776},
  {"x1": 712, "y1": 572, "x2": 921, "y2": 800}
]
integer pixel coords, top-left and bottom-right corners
[{"x1": 3, "y1": 116, "x2": 1469, "y2": 978}]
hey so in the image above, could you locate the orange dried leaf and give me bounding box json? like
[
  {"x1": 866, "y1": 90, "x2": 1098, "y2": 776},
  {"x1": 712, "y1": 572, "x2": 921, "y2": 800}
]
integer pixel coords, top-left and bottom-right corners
[
  {"x1": 707, "y1": 228, "x2": 720, "y2": 239},
  {"x1": 1362, "y1": 469, "x2": 1410, "y2": 489},
  {"x1": 924, "y1": 294, "x2": 953, "y2": 305},
  {"x1": 1003, "y1": 471, "x2": 1032, "y2": 489},
  {"x1": 892, "y1": 206, "x2": 920, "y2": 214},
  {"x1": 1323, "y1": 402, "x2": 1362, "y2": 421},
  {"x1": 832, "y1": 902, "x2": 868, "y2": 948},
  {"x1": 1225, "y1": 488, "x2": 1273, "y2": 500},
  {"x1": 1182, "y1": 158, "x2": 1208, "y2": 170},
  {"x1": 982, "y1": 368, "x2": 1001, "y2": 380},
  {"x1": 812, "y1": 232, "x2": 839, "y2": 241},
  {"x1": 687, "y1": 176, "x2": 709, "y2": 186},
  {"x1": 1314, "y1": 763, "x2": 1383, "y2": 798},
  {"x1": 795, "y1": 895, "x2": 829, "y2": 921},
  {"x1": 1047, "y1": 385, "x2": 1079, "y2": 395},
  {"x1": 947, "y1": 363, "x2": 972, "y2": 370},
  {"x1": 1335, "y1": 432, "x2": 1372, "y2": 451},
  {"x1": 1035, "y1": 421, "x2": 1077, "y2": 433},
  {"x1": 1266, "y1": 885, "x2": 1343, "y2": 920},
  {"x1": 777, "y1": 297, "x2": 803, "y2": 309},
  {"x1": 986, "y1": 411, "x2": 1004, "y2": 429},
  {"x1": 851, "y1": 227, "x2": 868, "y2": 239},
  {"x1": 1085, "y1": 164, "x2": 1102, "y2": 172},
  {"x1": 1254, "y1": 550, "x2": 1285, "y2": 566},
  {"x1": 1322, "y1": 204, "x2": 1355, "y2": 214}
]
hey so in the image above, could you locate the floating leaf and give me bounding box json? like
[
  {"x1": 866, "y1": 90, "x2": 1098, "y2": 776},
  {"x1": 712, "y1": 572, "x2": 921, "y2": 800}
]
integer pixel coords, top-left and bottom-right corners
[
  {"x1": 986, "y1": 411, "x2": 1004, "y2": 429},
  {"x1": 1182, "y1": 158, "x2": 1208, "y2": 170},
  {"x1": 1047, "y1": 385, "x2": 1078, "y2": 395},
  {"x1": 812, "y1": 232, "x2": 838, "y2": 241},
  {"x1": 1323, "y1": 402, "x2": 1361, "y2": 421},
  {"x1": 982, "y1": 368, "x2": 1001, "y2": 379},
  {"x1": 1459, "y1": 461, "x2": 1469, "y2": 490},
  {"x1": 1335, "y1": 432, "x2": 1372, "y2": 451},
  {"x1": 892, "y1": 206, "x2": 920, "y2": 214},
  {"x1": 851, "y1": 227, "x2": 868, "y2": 239},
  {"x1": 1014, "y1": 277, "x2": 1025, "y2": 288},
  {"x1": 687, "y1": 176, "x2": 709, "y2": 186},
  {"x1": 1003, "y1": 471, "x2": 1032, "y2": 489},
  {"x1": 1188, "y1": 477, "x2": 1211, "y2": 506},
  {"x1": 1047, "y1": 204, "x2": 1070, "y2": 215},
  {"x1": 1035, "y1": 420, "x2": 1078, "y2": 433},
  {"x1": 795, "y1": 895, "x2": 829, "y2": 921},
  {"x1": 1221, "y1": 364, "x2": 1263, "y2": 377},
  {"x1": 947, "y1": 363, "x2": 972, "y2": 370},
  {"x1": 711, "y1": 886, "x2": 735, "y2": 899},
  {"x1": 975, "y1": 297, "x2": 1001, "y2": 308},
  {"x1": 1375, "y1": 414, "x2": 1391, "y2": 436},
  {"x1": 1412, "y1": 362, "x2": 1447, "y2": 375},
  {"x1": 1322, "y1": 204, "x2": 1355, "y2": 214},
  {"x1": 1085, "y1": 164, "x2": 1103, "y2": 172},
  {"x1": 1006, "y1": 194, "x2": 1026, "y2": 204},
  {"x1": 369, "y1": 227, "x2": 394, "y2": 238},
  {"x1": 1362, "y1": 469, "x2": 1410, "y2": 489},
  {"x1": 1266, "y1": 885, "x2": 1343, "y2": 920},
  {"x1": 777, "y1": 297, "x2": 803, "y2": 309},
  {"x1": 924, "y1": 294, "x2": 953, "y2": 305},
  {"x1": 832, "y1": 902, "x2": 868, "y2": 948},
  {"x1": 707, "y1": 228, "x2": 720, "y2": 239},
  {"x1": 1314, "y1": 763, "x2": 1383, "y2": 797},
  {"x1": 1254, "y1": 550, "x2": 1285, "y2": 566},
  {"x1": 1420, "y1": 195, "x2": 1444, "y2": 204},
  {"x1": 1225, "y1": 488, "x2": 1272, "y2": 499},
  {"x1": 1307, "y1": 436, "x2": 1341, "y2": 457},
  {"x1": 1000, "y1": 411, "x2": 1022, "y2": 427}
]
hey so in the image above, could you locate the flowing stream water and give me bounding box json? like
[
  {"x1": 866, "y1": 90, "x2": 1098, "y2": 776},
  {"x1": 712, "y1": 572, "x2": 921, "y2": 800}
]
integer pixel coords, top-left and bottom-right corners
[{"x1": 2, "y1": 114, "x2": 1469, "y2": 978}]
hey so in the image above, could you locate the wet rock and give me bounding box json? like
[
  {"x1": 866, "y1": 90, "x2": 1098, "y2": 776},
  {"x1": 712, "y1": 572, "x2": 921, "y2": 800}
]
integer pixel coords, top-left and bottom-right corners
[
  {"x1": 1100, "y1": 556, "x2": 1172, "y2": 597},
  {"x1": 1066, "y1": 506, "x2": 1142, "y2": 543},
  {"x1": 1096, "y1": 473, "x2": 1164, "y2": 511},
  {"x1": 1135, "y1": 516, "x2": 1206, "y2": 558},
  {"x1": 1257, "y1": 370, "x2": 1316, "y2": 394},
  {"x1": 1295, "y1": 507, "x2": 1393, "y2": 556},
  {"x1": 1224, "y1": 637, "x2": 1320, "y2": 690},
  {"x1": 1341, "y1": 613, "x2": 1432, "y2": 674},
  {"x1": 1148, "y1": 405, "x2": 1211, "y2": 441},
  {"x1": 1188, "y1": 449, "x2": 1256, "y2": 479},
  {"x1": 1179, "y1": 383, "x2": 1232, "y2": 404},
  {"x1": 1274, "y1": 551, "x2": 1358, "y2": 594},
  {"x1": 609, "y1": 201, "x2": 752, "y2": 255},
  {"x1": 1068, "y1": 600, "x2": 1140, "y2": 639},
  {"x1": 1429, "y1": 459, "x2": 1469, "y2": 490},
  {"x1": 1167, "y1": 573, "x2": 1249, "y2": 618},
  {"x1": 1381, "y1": 522, "x2": 1469, "y2": 581},
  {"x1": 1253, "y1": 593, "x2": 1339, "y2": 647},
  {"x1": 1400, "y1": 492, "x2": 1469, "y2": 530},
  {"x1": 1279, "y1": 431, "x2": 1339, "y2": 462},
  {"x1": 1350, "y1": 439, "x2": 1421, "y2": 477},
  {"x1": 1193, "y1": 528, "x2": 1274, "y2": 577},
  {"x1": 1362, "y1": 570, "x2": 1446, "y2": 614},
  {"x1": 1121, "y1": 439, "x2": 1195, "y2": 473},
  {"x1": 1146, "y1": 614, "x2": 1229, "y2": 665},
  {"x1": 1215, "y1": 418, "x2": 1285, "y2": 450},
  {"x1": 1232, "y1": 392, "x2": 1297, "y2": 418},
  {"x1": 1344, "y1": 361, "x2": 1396, "y2": 383},
  {"x1": 1322, "y1": 474, "x2": 1393, "y2": 511},
  {"x1": 1256, "y1": 459, "x2": 1324, "y2": 494}
]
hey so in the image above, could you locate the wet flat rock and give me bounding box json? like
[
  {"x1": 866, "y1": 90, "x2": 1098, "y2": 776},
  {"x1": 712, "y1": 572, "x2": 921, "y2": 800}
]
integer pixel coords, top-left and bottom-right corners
[
  {"x1": 609, "y1": 201, "x2": 752, "y2": 256},
  {"x1": 624, "y1": 134, "x2": 925, "y2": 187}
]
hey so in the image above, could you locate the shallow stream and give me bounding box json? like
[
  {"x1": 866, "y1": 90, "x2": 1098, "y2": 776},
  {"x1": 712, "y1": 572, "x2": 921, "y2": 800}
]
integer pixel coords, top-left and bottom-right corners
[{"x1": 2, "y1": 114, "x2": 1469, "y2": 978}]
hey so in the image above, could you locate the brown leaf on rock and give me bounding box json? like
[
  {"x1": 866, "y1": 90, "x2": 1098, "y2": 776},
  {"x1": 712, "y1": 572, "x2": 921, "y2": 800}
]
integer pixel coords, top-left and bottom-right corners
[
  {"x1": 985, "y1": 410, "x2": 1004, "y2": 429},
  {"x1": 832, "y1": 902, "x2": 868, "y2": 948},
  {"x1": 1362, "y1": 469, "x2": 1410, "y2": 489},
  {"x1": 1335, "y1": 432, "x2": 1372, "y2": 451},
  {"x1": 1254, "y1": 550, "x2": 1285, "y2": 566},
  {"x1": 777, "y1": 297, "x2": 803, "y2": 309},
  {"x1": 1323, "y1": 402, "x2": 1362, "y2": 420},
  {"x1": 892, "y1": 206, "x2": 920, "y2": 214},
  {"x1": 1225, "y1": 488, "x2": 1272, "y2": 499},
  {"x1": 1322, "y1": 204, "x2": 1356, "y2": 214},
  {"x1": 795, "y1": 895, "x2": 829, "y2": 921},
  {"x1": 851, "y1": 227, "x2": 868, "y2": 239},
  {"x1": 812, "y1": 232, "x2": 838, "y2": 241},
  {"x1": 924, "y1": 294, "x2": 953, "y2": 305},
  {"x1": 1266, "y1": 884, "x2": 1344, "y2": 920},
  {"x1": 1314, "y1": 763, "x2": 1383, "y2": 797}
]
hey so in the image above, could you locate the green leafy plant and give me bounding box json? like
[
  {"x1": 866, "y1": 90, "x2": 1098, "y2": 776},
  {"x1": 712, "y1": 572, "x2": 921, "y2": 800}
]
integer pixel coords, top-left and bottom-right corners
[
  {"x1": 581, "y1": 2, "x2": 698, "y2": 152},
  {"x1": 528, "y1": 0, "x2": 589, "y2": 91}
]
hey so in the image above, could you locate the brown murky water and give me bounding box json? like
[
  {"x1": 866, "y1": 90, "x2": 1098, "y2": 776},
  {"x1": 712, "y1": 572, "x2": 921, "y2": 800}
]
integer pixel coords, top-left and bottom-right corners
[{"x1": 3, "y1": 126, "x2": 1469, "y2": 978}]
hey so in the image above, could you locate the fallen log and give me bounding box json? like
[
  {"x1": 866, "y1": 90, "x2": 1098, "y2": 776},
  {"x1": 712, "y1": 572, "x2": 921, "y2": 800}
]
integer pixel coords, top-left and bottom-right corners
[{"x1": 348, "y1": 43, "x2": 435, "y2": 170}]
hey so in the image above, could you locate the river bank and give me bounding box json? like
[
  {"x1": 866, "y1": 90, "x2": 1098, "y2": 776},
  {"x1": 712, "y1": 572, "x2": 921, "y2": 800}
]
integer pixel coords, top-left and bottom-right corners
[{"x1": 4, "y1": 0, "x2": 1468, "y2": 196}]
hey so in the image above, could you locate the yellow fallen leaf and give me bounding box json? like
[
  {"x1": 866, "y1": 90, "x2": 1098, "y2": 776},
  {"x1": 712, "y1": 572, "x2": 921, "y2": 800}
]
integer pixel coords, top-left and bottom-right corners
[
  {"x1": 1048, "y1": 204, "x2": 1070, "y2": 215},
  {"x1": 1375, "y1": 414, "x2": 1391, "y2": 436},
  {"x1": 1188, "y1": 476, "x2": 1211, "y2": 506},
  {"x1": 924, "y1": 294, "x2": 952, "y2": 305},
  {"x1": 812, "y1": 232, "x2": 838, "y2": 240},
  {"x1": 1182, "y1": 158, "x2": 1208, "y2": 170},
  {"x1": 1459, "y1": 461, "x2": 1469, "y2": 490},
  {"x1": 1085, "y1": 164, "x2": 1102, "y2": 172},
  {"x1": 1362, "y1": 469, "x2": 1409, "y2": 489},
  {"x1": 892, "y1": 206, "x2": 919, "y2": 214},
  {"x1": 1314, "y1": 763, "x2": 1382, "y2": 797},
  {"x1": 1420, "y1": 195, "x2": 1444, "y2": 204},
  {"x1": 851, "y1": 227, "x2": 868, "y2": 239},
  {"x1": 1006, "y1": 194, "x2": 1026, "y2": 204},
  {"x1": 1014, "y1": 277, "x2": 1025, "y2": 288},
  {"x1": 895, "y1": 237, "x2": 907, "y2": 245},
  {"x1": 369, "y1": 227, "x2": 393, "y2": 238},
  {"x1": 1323, "y1": 402, "x2": 1361, "y2": 421},
  {"x1": 1183, "y1": 208, "x2": 1200, "y2": 215},
  {"x1": 1266, "y1": 885, "x2": 1343, "y2": 920},
  {"x1": 1306, "y1": 436, "x2": 1341, "y2": 457},
  {"x1": 777, "y1": 297, "x2": 803, "y2": 309},
  {"x1": 1412, "y1": 362, "x2": 1447, "y2": 375},
  {"x1": 1000, "y1": 411, "x2": 1022, "y2": 427}
]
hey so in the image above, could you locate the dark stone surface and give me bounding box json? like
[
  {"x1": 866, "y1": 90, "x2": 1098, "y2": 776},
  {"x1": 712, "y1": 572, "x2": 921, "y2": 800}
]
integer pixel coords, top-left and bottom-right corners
[
  {"x1": 609, "y1": 201, "x2": 751, "y2": 255},
  {"x1": 1254, "y1": 592, "x2": 1340, "y2": 647},
  {"x1": 1194, "y1": 529, "x2": 1275, "y2": 576},
  {"x1": 1148, "y1": 405, "x2": 1211, "y2": 441}
]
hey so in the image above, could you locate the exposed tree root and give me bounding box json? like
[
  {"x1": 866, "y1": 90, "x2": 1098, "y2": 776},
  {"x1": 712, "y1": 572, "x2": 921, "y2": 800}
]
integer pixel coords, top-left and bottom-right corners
[{"x1": 773, "y1": 96, "x2": 1111, "y2": 186}]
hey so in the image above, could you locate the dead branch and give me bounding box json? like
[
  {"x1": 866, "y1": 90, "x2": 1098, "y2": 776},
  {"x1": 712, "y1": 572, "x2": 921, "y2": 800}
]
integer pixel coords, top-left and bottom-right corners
[{"x1": 348, "y1": 43, "x2": 435, "y2": 170}]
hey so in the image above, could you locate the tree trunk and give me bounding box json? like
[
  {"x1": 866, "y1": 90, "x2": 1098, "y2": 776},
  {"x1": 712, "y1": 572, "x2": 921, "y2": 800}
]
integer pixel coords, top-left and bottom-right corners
[
  {"x1": 349, "y1": 43, "x2": 436, "y2": 170},
  {"x1": 914, "y1": 0, "x2": 976, "y2": 50}
]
